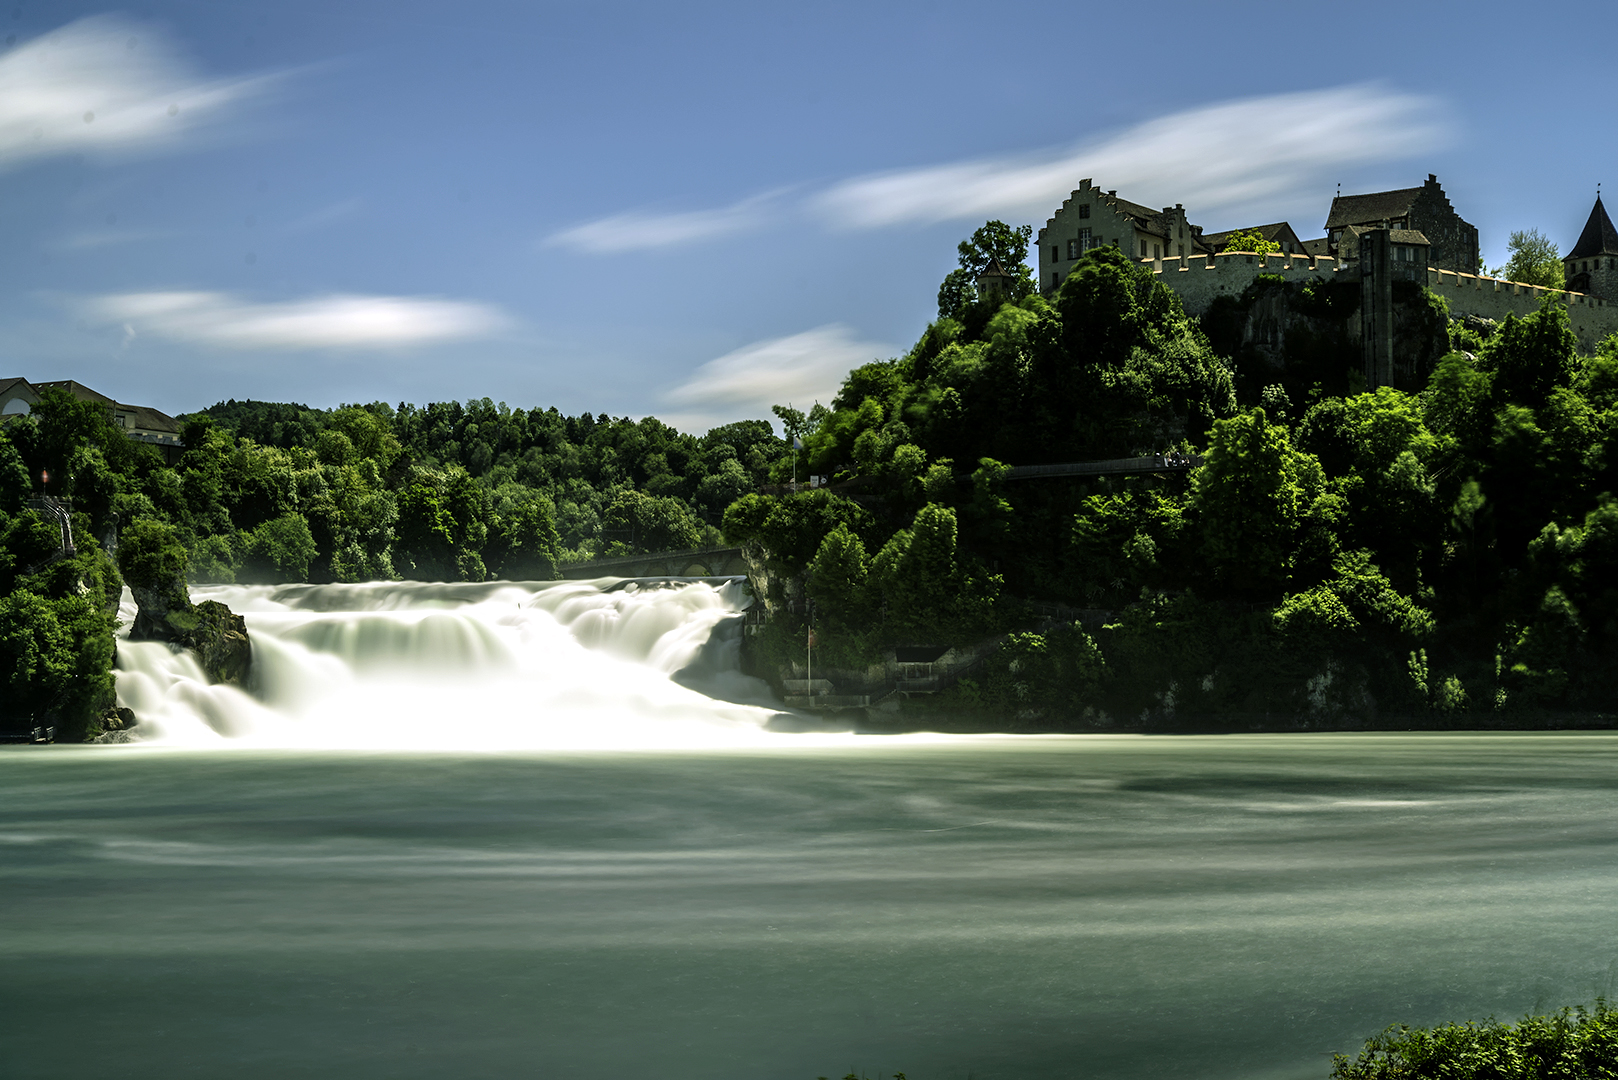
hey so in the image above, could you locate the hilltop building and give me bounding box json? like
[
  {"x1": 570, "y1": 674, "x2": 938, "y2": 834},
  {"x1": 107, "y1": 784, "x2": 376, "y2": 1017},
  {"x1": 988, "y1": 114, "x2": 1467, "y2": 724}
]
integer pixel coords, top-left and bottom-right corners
[
  {"x1": 1035, "y1": 173, "x2": 1618, "y2": 393},
  {"x1": 0, "y1": 376, "x2": 39, "y2": 422},
  {"x1": 1037, "y1": 179, "x2": 1206, "y2": 293},
  {"x1": 1, "y1": 377, "x2": 184, "y2": 461},
  {"x1": 1324, "y1": 174, "x2": 1478, "y2": 273},
  {"x1": 1565, "y1": 195, "x2": 1618, "y2": 301}
]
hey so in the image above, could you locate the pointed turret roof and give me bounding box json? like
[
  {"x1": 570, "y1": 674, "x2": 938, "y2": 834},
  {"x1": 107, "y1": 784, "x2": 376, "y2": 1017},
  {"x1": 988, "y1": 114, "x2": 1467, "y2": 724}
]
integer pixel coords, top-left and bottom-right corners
[
  {"x1": 1568, "y1": 196, "x2": 1618, "y2": 259},
  {"x1": 977, "y1": 258, "x2": 1011, "y2": 280}
]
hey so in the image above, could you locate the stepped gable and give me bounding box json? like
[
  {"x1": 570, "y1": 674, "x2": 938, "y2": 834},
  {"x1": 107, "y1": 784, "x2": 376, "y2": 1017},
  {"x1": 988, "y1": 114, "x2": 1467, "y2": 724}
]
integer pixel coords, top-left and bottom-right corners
[
  {"x1": 1568, "y1": 196, "x2": 1618, "y2": 259},
  {"x1": 1325, "y1": 186, "x2": 1423, "y2": 230}
]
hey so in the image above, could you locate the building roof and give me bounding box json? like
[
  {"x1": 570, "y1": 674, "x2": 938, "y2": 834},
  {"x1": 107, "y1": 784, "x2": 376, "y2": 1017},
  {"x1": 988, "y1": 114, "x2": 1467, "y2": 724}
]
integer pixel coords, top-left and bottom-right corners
[
  {"x1": 34, "y1": 378, "x2": 182, "y2": 435},
  {"x1": 1300, "y1": 237, "x2": 1331, "y2": 256},
  {"x1": 1200, "y1": 222, "x2": 1301, "y2": 250},
  {"x1": 1326, "y1": 186, "x2": 1423, "y2": 230},
  {"x1": 977, "y1": 258, "x2": 1012, "y2": 279},
  {"x1": 121, "y1": 403, "x2": 182, "y2": 434},
  {"x1": 36, "y1": 379, "x2": 116, "y2": 406},
  {"x1": 1388, "y1": 229, "x2": 1431, "y2": 245},
  {"x1": 0, "y1": 376, "x2": 38, "y2": 399},
  {"x1": 1567, "y1": 196, "x2": 1618, "y2": 259}
]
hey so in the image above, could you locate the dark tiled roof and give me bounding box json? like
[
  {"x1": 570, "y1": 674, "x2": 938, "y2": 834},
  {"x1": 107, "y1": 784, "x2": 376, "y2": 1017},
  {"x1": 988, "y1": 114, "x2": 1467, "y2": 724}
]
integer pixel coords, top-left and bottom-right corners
[
  {"x1": 1326, "y1": 186, "x2": 1423, "y2": 229},
  {"x1": 1567, "y1": 196, "x2": 1618, "y2": 259},
  {"x1": 1103, "y1": 193, "x2": 1176, "y2": 235},
  {"x1": 35, "y1": 379, "x2": 181, "y2": 434},
  {"x1": 0, "y1": 376, "x2": 37, "y2": 398},
  {"x1": 121, "y1": 403, "x2": 181, "y2": 433},
  {"x1": 1301, "y1": 237, "x2": 1331, "y2": 256},
  {"x1": 977, "y1": 258, "x2": 1012, "y2": 279},
  {"x1": 36, "y1": 379, "x2": 115, "y2": 406},
  {"x1": 1200, "y1": 222, "x2": 1303, "y2": 250},
  {"x1": 1389, "y1": 229, "x2": 1430, "y2": 245}
]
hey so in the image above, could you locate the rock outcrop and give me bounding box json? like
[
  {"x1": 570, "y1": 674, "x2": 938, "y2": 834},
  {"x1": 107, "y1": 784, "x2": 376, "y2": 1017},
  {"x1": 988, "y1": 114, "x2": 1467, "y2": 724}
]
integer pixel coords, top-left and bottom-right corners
[{"x1": 120, "y1": 518, "x2": 252, "y2": 687}]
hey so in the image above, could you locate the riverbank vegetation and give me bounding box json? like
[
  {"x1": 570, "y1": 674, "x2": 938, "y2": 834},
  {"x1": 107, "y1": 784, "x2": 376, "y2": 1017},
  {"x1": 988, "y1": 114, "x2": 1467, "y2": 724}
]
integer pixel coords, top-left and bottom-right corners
[
  {"x1": 5, "y1": 217, "x2": 1618, "y2": 735},
  {"x1": 1332, "y1": 1001, "x2": 1618, "y2": 1079}
]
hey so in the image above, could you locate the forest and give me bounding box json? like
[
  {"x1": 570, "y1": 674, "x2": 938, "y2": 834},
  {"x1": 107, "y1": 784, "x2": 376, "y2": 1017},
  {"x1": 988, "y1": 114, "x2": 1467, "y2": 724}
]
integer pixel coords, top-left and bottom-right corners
[{"x1": 4, "y1": 219, "x2": 1618, "y2": 736}]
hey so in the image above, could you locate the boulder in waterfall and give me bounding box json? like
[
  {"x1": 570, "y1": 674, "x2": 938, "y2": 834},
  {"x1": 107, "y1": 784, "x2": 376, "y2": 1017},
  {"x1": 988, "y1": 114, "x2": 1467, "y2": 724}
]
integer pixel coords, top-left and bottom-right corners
[{"x1": 118, "y1": 518, "x2": 253, "y2": 687}]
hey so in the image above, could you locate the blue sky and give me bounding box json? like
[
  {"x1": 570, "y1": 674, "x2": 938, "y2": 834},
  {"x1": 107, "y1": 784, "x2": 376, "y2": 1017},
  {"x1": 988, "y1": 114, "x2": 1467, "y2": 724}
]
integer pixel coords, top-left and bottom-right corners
[{"x1": 2, "y1": 1, "x2": 1614, "y2": 433}]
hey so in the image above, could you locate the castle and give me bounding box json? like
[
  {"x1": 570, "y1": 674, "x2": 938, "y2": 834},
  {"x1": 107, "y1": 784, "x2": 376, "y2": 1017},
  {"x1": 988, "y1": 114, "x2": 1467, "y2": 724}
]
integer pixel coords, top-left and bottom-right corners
[{"x1": 1031, "y1": 176, "x2": 1618, "y2": 389}]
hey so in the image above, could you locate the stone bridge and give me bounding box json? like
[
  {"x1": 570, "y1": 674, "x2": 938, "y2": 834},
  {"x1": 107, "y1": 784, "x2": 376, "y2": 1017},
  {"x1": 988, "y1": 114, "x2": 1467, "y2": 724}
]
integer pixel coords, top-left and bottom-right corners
[{"x1": 557, "y1": 546, "x2": 750, "y2": 581}]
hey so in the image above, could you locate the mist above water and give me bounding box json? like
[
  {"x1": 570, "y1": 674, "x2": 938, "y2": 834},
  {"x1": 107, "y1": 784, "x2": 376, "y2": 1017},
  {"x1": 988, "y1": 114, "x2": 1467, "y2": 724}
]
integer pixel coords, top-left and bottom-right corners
[{"x1": 114, "y1": 578, "x2": 805, "y2": 750}]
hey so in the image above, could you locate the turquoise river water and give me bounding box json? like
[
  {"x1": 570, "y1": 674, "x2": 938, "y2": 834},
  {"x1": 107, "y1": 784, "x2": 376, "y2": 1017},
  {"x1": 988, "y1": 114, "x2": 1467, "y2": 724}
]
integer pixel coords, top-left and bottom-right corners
[{"x1": 3, "y1": 582, "x2": 1618, "y2": 1079}]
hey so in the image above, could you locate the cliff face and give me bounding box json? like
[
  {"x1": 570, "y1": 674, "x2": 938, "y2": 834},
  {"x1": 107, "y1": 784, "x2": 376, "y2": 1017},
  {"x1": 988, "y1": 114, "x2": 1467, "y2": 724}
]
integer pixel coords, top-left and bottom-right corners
[{"x1": 1201, "y1": 276, "x2": 1446, "y2": 399}]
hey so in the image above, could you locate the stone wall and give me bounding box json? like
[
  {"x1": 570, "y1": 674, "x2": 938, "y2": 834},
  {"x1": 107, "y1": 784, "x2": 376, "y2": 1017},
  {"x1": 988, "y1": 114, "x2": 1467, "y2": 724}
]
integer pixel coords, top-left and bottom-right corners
[
  {"x1": 1144, "y1": 252, "x2": 1618, "y2": 352},
  {"x1": 1148, "y1": 252, "x2": 1351, "y2": 315},
  {"x1": 1426, "y1": 268, "x2": 1618, "y2": 350}
]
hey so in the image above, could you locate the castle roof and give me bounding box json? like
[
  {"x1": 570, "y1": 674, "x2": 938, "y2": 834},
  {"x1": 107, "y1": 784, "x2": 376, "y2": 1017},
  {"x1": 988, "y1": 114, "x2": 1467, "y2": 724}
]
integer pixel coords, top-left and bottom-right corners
[
  {"x1": 1326, "y1": 186, "x2": 1423, "y2": 230},
  {"x1": 1567, "y1": 196, "x2": 1618, "y2": 259},
  {"x1": 1200, "y1": 222, "x2": 1304, "y2": 252}
]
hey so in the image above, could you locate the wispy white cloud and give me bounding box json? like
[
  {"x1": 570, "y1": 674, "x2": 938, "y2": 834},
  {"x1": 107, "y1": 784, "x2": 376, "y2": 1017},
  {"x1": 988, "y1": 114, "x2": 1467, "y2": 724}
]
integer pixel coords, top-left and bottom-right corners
[
  {"x1": 84, "y1": 291, "x2": 511, "y2": 351},
  {"x1": 546, "y1": 189, "x2": 789, "y2": 254},
  {"x1": 659, "y1": 324, "x2": 893, "y2": 434},
  {"x1": 554, "y1": 85, "x2": 1448, "y2": 254},
  {"x1": 0, "y1": 15, "x2": 275, "y2": 170},
  {"x1": 813, "y1": 85, "x2": 1446, "y2": 229}
]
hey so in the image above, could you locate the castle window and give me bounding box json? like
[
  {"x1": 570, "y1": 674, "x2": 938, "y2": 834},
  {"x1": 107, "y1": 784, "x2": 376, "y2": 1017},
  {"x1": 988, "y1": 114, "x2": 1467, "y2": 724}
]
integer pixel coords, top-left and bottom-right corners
[
  {"x1": 1052, "y1": 272, "x2": 1059, "y2": 288},
  {"x1": 1052, "y1": 245, "x2": 1059, "y2": 262},
  {"x1": 1078, "y1": 204, "x2": 1090, "y2": 219},
  {"x1": 1178, "y1": 244, "x2": 1184, "y2": 257},
  {"x1": 1140, "y1": 239, "x2": 1148, "y2": 257},
  {"x1": 1068, "y1": 230, "x2": 1091, "y2": 259},
  {"x1": 1153, "y1": 243, "x2": 1160, "y2": 258}
]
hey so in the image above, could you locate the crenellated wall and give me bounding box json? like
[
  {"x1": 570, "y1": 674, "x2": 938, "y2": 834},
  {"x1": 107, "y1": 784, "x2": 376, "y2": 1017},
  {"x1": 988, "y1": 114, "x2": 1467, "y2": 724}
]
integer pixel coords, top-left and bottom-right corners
[
  {"x1": 1147, "y1": 252, "x2": 1350, "y2": 316},
  {"x1": 1145, "y1": 253, "x2": 1618, "y2": 350},
  {"x1": 1423, "y1": 268, "x2": 1618, "y2": 348}
]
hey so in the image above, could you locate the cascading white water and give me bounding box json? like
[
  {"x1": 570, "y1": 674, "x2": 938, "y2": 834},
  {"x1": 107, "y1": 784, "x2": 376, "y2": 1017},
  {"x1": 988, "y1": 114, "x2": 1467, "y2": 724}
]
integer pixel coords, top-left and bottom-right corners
[{"x1": 113, "y1": 578, "x2": 801, "y2": 750}]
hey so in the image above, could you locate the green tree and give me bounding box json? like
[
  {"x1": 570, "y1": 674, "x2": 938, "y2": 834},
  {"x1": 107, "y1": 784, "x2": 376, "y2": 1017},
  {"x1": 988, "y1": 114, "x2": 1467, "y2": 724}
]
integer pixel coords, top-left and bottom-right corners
[
  {"x1": 1193, "y1": 407, "x2": 1328, "y2": 595},
  {"x1": 490, "y1": 497, "x2": 561, "y2": 580},
  {"x1": 601, "y1": 489, "x2": 702, "y2": 554},
  {"x1": 1491, "y1": 228, "x2": 1565, "y2": 289},
  {"x1": 241, "y1": 511, "x2": 318, "y2": 583},
  {"x1": 956, "y1": 220, "x2": 1035, "y2": 300},
  {"x1": 936, "y1": 268, "x2": 978, "y2": 320},
  {"x1": 807, "y1": 523, "x2": 873, "y2": 634},
  {"x1": 1220, "y1": 228, "x2": 1279, "y2": 255}
]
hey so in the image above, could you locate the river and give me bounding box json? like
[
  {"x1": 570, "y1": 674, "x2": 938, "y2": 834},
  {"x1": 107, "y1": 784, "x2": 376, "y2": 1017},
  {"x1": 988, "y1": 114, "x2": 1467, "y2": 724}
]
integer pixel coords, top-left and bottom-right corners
[{"x1": 3, "y1": 581, "x2": 1617, "y2": 1079}]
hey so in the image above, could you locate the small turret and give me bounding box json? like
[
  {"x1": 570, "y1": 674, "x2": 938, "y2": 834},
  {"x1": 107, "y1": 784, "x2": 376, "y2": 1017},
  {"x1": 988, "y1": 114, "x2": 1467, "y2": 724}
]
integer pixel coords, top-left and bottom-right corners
[
  {"x1": 976, "y1": 258, "x2": 1014, "y2": 299},
  {"x1": 1565, "y1": 194, "x2": 1618, "y2": 300}
]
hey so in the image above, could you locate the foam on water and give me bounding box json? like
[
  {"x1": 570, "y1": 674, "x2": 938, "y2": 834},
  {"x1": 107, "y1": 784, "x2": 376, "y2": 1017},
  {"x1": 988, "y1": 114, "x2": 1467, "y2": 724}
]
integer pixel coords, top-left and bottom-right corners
[{"x1": 113, "y1": 578, "x2": 823, "y2": 750}]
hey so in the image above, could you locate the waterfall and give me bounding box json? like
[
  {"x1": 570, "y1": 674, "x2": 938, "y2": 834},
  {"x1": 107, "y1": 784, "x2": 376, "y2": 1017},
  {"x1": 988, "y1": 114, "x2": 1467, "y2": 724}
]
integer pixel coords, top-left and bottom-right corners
[{"x1": 113, "y1": 578, "x2": 793, "y2": 749}]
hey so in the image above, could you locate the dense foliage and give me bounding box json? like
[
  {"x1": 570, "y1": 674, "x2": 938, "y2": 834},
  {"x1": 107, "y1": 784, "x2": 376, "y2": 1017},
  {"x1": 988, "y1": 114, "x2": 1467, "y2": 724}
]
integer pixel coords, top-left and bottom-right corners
[
  {"x1": 0, "y1": 391, "x2": 128, "y2": 739},
  {"x1": 729, "y1": 228, "x2": 1618, "y2": 722},
  {"x1": 6, "y1": 215, "x2": 1618, "y2": 735},
  {"x1": 1332, "y1": 1002, "x2": 1618, "y2": 1079}
]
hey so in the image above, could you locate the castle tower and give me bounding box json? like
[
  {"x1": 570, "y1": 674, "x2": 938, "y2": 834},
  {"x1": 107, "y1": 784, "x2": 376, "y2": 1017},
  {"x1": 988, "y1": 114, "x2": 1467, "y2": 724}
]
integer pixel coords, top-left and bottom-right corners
[{"x1": 1565, "y1": 195, "x2": 1618, "y2": 300}]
